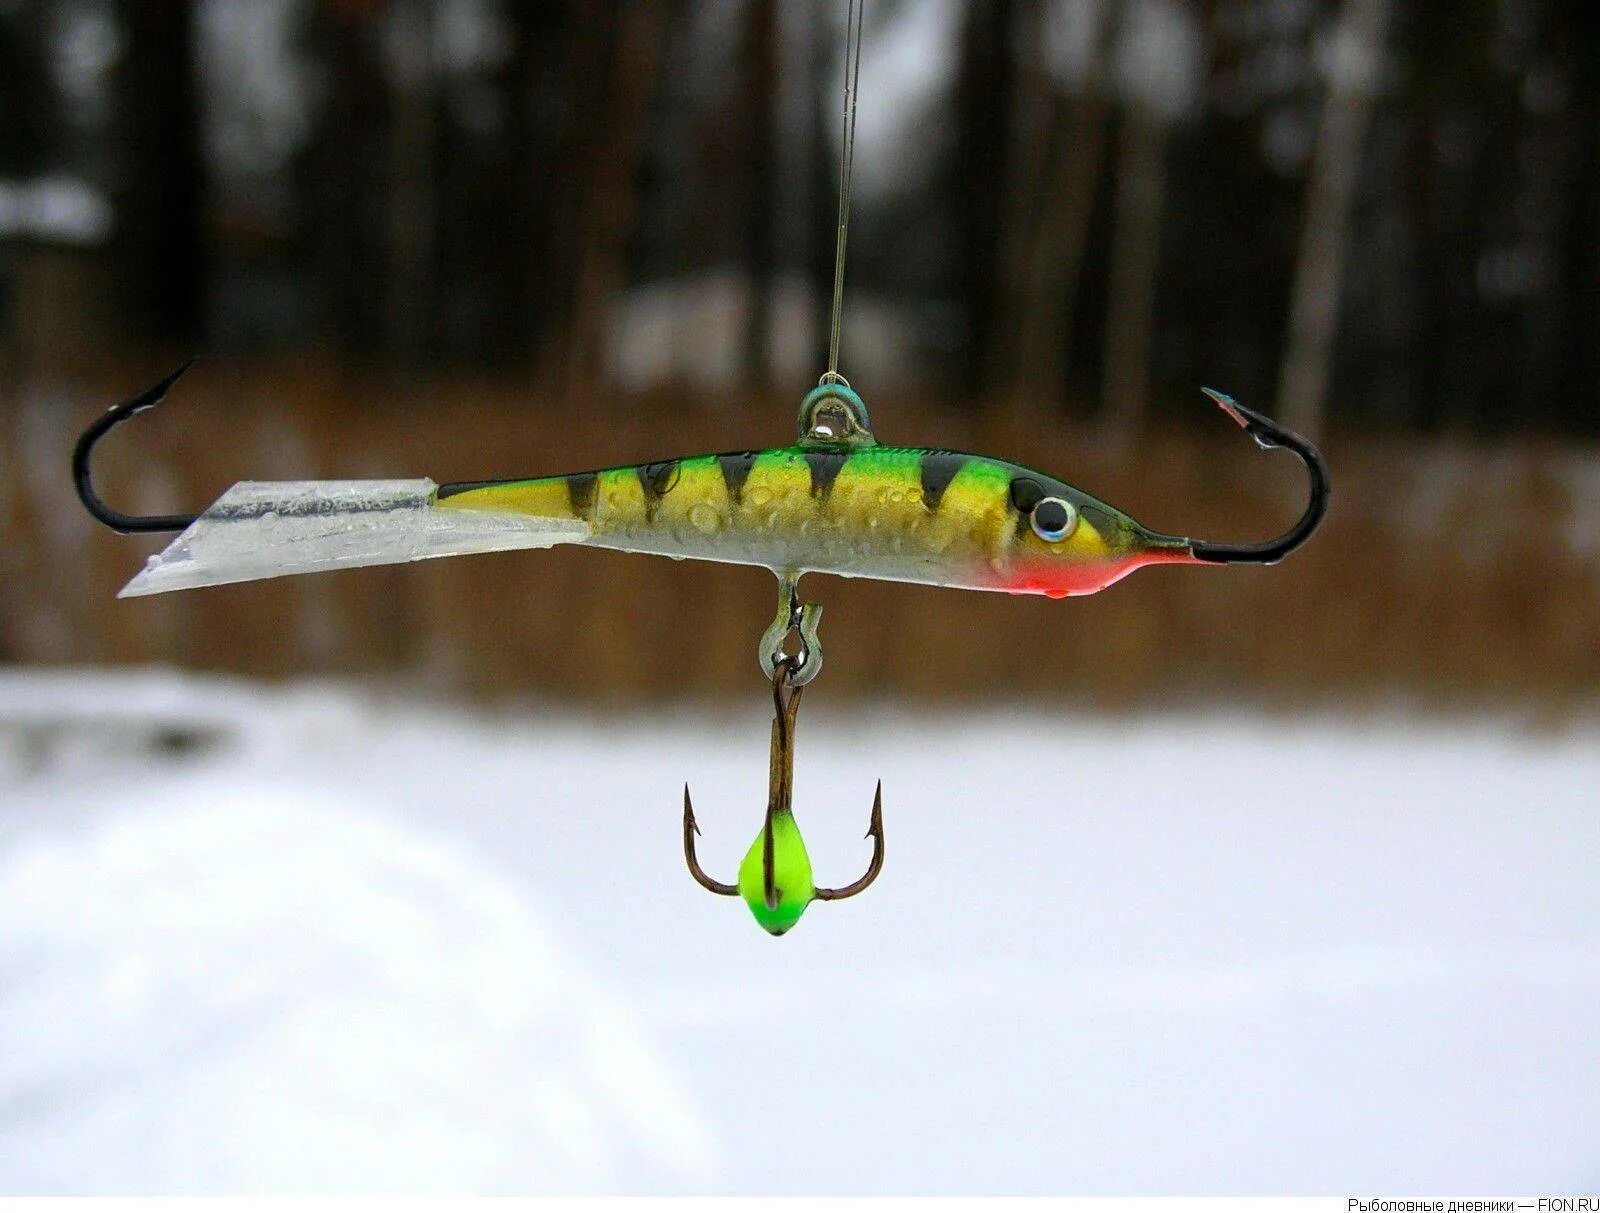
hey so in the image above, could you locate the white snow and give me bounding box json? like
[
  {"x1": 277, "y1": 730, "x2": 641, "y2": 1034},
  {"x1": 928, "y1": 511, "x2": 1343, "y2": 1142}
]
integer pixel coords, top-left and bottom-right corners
[{"x1": 1, "y1": 668, "x2": 1597, "y2": 1194}]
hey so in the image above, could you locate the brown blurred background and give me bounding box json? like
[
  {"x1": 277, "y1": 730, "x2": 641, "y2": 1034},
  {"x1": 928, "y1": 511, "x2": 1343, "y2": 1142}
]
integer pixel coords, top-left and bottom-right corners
[{"x1": 1, "y1": 0, "x2": 1596, "y2": 708}]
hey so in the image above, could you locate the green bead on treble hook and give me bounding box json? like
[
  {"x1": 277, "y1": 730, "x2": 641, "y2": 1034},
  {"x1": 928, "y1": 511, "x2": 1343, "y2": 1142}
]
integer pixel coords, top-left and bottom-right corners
[{"x1": 736, "y1": 806, "x2": 816, "y2": 936}]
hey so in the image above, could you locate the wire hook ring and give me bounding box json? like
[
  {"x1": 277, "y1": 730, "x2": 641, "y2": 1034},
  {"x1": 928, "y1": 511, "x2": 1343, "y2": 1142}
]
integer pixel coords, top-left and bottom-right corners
[{"x1": 758, "y1": 578, "x2": 823, "y2": 687}]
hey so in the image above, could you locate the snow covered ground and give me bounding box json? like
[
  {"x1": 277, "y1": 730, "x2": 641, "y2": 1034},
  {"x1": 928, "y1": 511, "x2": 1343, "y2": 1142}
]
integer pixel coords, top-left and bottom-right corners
[{"x1": 0, "y1": 668, "x2": 1595, "y2": 1194}]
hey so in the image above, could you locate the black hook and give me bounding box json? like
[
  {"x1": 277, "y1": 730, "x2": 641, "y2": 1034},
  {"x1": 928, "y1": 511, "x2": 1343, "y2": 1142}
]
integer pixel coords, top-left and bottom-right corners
[
  {"x1": 72, "y1": 360, "x2": 200, "y2": 534},
  {"x1": 1187, "y1": 389, "x2": 1330, "y2": 566}
]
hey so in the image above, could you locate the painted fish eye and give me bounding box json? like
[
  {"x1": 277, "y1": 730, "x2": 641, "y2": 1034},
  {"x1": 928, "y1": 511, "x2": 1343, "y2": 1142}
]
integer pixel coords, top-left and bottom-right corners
[{"x1": 1029, "y1": 496, "x2": 1077, "y2": 542}]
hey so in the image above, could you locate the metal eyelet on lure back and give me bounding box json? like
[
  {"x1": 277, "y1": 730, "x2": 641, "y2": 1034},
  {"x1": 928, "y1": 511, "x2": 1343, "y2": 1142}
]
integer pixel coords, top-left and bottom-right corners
[{"x1": 797, "y1": 377, "x2": 877, "y2": 450}]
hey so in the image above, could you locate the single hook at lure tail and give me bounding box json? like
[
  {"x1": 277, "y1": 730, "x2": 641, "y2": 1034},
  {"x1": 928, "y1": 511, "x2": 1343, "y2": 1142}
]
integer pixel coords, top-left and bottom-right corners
[
  {"x1": 73, "y1": 361, "x2": 590, "y2": 593},
  {"x1": 72, "y1": 359, "x2": 201, "y2": 534}
]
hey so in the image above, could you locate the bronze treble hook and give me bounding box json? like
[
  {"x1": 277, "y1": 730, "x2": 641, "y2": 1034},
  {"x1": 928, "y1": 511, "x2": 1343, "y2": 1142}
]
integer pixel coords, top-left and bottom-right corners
[{"x1": 683, "y1": 651, "x2": 884, "y2": 936}]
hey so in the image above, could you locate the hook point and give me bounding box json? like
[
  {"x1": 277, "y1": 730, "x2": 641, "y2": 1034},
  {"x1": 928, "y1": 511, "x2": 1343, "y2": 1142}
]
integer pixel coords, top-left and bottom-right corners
[
  {"x1": 682, "y1": 784, "x2": 738, "y2": 897},
  {"x1": 682, "y1": 784, "x2": 700, "y2": 835},
  {"x1": 1201, "y1": 386, "x2": 1279, "y2": 451},
  {"x1": 865, "y1": 780, "x2": 883, "y2": 839},
  {"x1": 1200, "y1": 385, "x2": 1245, "y2": 427},
  {"x1": 813, "y1": 779, "x2": 885, "y2": 903}
]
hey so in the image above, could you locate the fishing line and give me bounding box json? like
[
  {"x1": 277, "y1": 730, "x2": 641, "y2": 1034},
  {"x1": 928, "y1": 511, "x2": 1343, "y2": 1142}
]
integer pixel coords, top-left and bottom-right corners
[{"x1": 824, "y1": 0, "x2": 866, "y2": 383}]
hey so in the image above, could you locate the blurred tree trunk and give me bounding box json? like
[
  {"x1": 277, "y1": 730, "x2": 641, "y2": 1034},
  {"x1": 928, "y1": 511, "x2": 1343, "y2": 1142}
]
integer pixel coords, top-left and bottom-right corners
[
  {"x1": 954, "y1": 0, "x2": 1017, "y2": 393},
  {"x1": 1276, "y1": 0, "x2": 1394, "y2": 439},
  {"x1": 310, "y1": 5, "x2": 389, "y2": 358},
  {"x1": 991, "y1": 0, "x2": 1049, "y2": 386},
  {"x1": 1574, "y1": 0, "x2": 1600, "y2": 435},
  {"x1": 0, "y1": 6, "x2": 52, "y2": 178},
  {"x1": 0, "y1": 5, "x2": 52, "y2": 377},
  {"x1": 1520, "y1": 0, "x2": 1595, "y2": 435},
  {"x1": 418, "y1": 4, "x2": 585, "y2": 371},
  {"x1": 1101, "y1": 101, "x2": 1169, "y2": 441},
  {"x1": 558, "y1": 1, "x2": 681, "y2": 395},
  {"x1": 384, "y1": 0, "x2": 439, "y2": 364},
  {"x1": 741, "y1": 0, "x2": 779, "y2": 391},
  {"x1": 0, "y1": 9, "x2": 51, "y2": 665},
  {"x1": 115, "y1": 0, "x2": 204, "y2": 343},
  {"x1": 1011, "y1": 4, "x2": 1120, "y2": 406},
  {"x1": 503, "y1": 8, "x2": 570, "y2": 372},
  {"x1": 530, "y1": 4, "x2": 610, "y2": 380}
]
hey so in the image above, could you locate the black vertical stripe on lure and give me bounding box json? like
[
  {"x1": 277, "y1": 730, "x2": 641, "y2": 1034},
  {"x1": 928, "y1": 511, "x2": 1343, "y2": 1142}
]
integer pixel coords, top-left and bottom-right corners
[
  {"x1": 919, "y1": 453, "x2": 968, "y2": 511},
  {"x1": 566, "y1": 472, "x2": 598, "y2": 521},
  {"x1": 717, "y1": 452, "x2": 758, "y2": 502},
  {"x1": 638, "y1": 459, "x2": 681, "y2": 518},
  {"x1": 1008, "y1": 476, "x2": 1046, "y2": 539},
  {"x1": 1008, "y1": 477, "x2": 1046, "y2": 514},
  {"x1": 803, "y1": 450, "x2": 848, "y2": 499}
]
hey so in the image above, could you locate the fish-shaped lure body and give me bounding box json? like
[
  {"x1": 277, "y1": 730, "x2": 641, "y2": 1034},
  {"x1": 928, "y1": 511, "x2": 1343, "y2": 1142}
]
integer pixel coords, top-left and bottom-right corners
[
  {"x1": 432, "y1": 441, "x2": 1194, "y2": 599},
  {"x1": 102, "y1": 377, "x2": 1326, "y2": 600}
]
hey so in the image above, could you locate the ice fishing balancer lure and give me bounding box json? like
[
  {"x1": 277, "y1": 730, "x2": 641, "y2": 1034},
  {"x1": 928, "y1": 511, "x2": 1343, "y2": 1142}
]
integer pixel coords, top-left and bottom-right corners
[
  {"x1": 74, "y1": 365, "x2": 1328, "y2": 937},
  {"x1": 70, "y1": 0, "x2": 1328, "y2": 938},
  {"x1": 78, "y1": 371, "x2": 1326, "y2": 604}
]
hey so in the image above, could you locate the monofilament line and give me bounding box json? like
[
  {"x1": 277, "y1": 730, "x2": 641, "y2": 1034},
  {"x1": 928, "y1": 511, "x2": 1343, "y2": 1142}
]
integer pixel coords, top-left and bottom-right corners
[{"x1": 824, "y1": 0, "x2": 866, "y2": 383}]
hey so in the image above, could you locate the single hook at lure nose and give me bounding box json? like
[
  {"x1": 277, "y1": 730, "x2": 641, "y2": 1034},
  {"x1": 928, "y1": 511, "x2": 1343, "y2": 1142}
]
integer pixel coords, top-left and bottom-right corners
[
  {"x1": 682, "y1": 656, "x2": 885, "y2": 936},
  {"x1": 1185, "y1": 388, "x2": 1331, "y2": 566}
]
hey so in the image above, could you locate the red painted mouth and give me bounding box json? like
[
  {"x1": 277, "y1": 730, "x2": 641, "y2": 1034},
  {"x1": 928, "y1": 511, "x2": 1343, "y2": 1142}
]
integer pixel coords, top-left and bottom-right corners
[{"x1": 994, "y1": 547, "x2": 1200, "y2": 599}]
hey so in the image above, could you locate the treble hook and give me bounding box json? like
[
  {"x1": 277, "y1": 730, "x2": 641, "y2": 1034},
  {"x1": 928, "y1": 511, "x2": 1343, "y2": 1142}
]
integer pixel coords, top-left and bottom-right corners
[
  {"x1": 682, "y1": 654, "x2": 884, "y2": 936},
  {"x1": 73, "y1": 360, "x2": 201, "y2": 534}
]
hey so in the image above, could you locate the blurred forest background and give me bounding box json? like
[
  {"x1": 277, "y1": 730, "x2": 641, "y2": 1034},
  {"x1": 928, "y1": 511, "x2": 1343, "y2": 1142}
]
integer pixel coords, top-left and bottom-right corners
[{"x1": 0, "y1": 0, "x2": 1595, "y2": 708}]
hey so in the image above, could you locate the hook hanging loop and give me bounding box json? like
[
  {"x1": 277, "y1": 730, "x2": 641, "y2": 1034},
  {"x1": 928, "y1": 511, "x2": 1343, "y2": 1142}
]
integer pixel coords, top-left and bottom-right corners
[
  {"x1": 759, "y1": 577, "x2": 824, "y2": 687},
  {"x1": 797, "y1": 380, "x2": 877, "y2": 449}
]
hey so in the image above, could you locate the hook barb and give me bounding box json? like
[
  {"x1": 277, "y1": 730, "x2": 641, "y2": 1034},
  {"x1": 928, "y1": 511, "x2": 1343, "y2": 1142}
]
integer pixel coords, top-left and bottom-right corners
[
  {"x1": 812, "y1": 779, "x2": 885, "y2": 902},
  {"x1": 73, "y1": 359, "x2": 201, "y2": 534},
  {"x1": 1186, "y1": 388, "x2": 1330, "y2": 566},
  {"x1": 682, "y1": 785, "x2": 738, "y2": 896}
]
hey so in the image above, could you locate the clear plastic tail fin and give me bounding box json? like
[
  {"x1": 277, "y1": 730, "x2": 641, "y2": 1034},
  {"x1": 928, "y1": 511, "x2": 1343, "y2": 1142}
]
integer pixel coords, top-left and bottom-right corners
[{"x1": 119, "y1": 479, "x2": 588, "y2": 597}]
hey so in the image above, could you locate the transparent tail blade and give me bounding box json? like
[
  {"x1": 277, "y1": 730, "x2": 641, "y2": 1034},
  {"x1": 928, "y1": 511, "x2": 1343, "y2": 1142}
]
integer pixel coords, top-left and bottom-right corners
[{"x1": 119, "y1": 479, "x2": 588, "y2": 597}]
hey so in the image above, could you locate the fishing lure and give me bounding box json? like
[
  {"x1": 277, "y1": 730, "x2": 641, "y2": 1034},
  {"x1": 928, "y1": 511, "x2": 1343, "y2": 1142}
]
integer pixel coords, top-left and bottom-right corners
[
  {"x1": 71, "y1": 0, "x2": 1329, "y2": 935},
  {"x1": 77, "y1": 371, "x2": 1324, "y2": 606},
  {"x1": 73, "y1": 364, "x2": 1328, "y2": 934}
]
